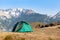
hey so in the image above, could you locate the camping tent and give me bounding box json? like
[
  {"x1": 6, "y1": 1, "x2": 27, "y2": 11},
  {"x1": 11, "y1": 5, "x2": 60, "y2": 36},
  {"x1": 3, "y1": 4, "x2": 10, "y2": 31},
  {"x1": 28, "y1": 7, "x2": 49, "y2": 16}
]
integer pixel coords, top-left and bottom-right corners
[{"x1": 12, "y1": 21, "x2": 33, "y2": 32}]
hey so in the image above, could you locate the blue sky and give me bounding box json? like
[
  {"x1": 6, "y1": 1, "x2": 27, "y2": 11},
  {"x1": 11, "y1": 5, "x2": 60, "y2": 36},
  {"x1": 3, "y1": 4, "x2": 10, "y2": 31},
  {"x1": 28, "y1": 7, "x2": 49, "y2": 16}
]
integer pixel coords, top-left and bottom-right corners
[{"x1": 0, "y1": 0, "x2": 60, "y2": 16}]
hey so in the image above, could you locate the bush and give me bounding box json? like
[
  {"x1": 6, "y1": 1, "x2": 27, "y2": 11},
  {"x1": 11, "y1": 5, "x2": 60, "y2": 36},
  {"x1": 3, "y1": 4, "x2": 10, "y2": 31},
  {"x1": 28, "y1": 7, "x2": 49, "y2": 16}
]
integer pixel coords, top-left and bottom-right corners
[
  {"x1": 49, "y1": 23, "x2": 55, "y2": 26},
  {"x1": 40, "y1": 25, "x2": 44, "y2": 28},
  {"x1": 57, "y1": 27, "x2": 60, "y2": 29},
  {"x1": 45, "y1": 24, "x2": 49, "y2": 27}
]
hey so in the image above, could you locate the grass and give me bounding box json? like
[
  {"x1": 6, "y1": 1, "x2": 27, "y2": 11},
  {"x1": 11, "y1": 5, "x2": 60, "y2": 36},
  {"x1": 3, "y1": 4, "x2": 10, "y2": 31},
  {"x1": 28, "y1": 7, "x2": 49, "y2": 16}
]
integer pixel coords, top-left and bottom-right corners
[
  {"x1": 4, "y1": 35, "x2": 25, "y2": 40},
  {"x1": 0, "y1": 22, "x2": 60, "y2": 40},
  {"x1": 48, "y1": 37, "x2": 52, "y2": 40},
  {"x1": 4, "y1": 35, "x2": 13, "y2": 40}
]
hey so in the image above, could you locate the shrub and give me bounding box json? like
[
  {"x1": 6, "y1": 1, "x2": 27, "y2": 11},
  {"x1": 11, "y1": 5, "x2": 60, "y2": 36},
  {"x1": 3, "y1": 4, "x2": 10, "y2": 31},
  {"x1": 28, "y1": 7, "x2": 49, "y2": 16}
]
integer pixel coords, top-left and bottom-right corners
[
  {"x1": 57, "y1": 27, "x2": 60, "y2": 29},
  {"x1": 49, "y1": 23, "x2": 55, "y2": 26},
  {"x1": 40, "y1": 25, "x2": 44, "y2": 28},
  {"x1": 45, "y1": 24, "x2": 49, "y2": 27}
]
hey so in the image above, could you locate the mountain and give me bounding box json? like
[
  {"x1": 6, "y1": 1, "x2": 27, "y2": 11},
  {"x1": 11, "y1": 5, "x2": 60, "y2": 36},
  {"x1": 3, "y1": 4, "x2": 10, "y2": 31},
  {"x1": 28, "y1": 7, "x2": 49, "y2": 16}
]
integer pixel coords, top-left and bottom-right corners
[
  {"x1": 0, "y1": 8, "x2": 49, "y2": 22},
  {"x1": 0, "y1": 8, "x2": 50, "y2": 31},
  {"x1": 1, "y1": 8, "x2": 60, "y2": 31},
  {"x1": 50, "y1": 11, "x2": 60, "y2": 22}
]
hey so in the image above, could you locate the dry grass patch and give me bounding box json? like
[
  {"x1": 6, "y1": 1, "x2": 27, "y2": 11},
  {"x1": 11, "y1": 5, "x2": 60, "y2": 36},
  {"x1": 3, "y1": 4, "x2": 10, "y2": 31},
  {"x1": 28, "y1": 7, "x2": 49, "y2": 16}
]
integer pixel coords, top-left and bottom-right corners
[{"x1": 4, "y1": 34, "x2": 25, "y2": 40}]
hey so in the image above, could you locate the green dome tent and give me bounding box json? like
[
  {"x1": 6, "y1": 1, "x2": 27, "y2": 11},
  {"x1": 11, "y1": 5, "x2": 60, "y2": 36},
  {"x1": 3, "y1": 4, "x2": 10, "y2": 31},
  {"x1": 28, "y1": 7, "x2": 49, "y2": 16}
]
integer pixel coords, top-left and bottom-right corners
[{"x1": 12, "y1": 21, "x2": 33, "y2": 32}]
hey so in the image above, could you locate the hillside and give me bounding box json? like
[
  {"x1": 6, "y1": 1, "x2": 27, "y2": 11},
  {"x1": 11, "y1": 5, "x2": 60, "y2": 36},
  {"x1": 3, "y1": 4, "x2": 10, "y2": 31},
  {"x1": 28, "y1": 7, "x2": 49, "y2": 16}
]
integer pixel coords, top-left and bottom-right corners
[
  {"x1": 0, "y1": 22, "x2": 60, "y2": 40},
  {"x1": 0, "y1": 25, "x2": 60, "y2": 40}
]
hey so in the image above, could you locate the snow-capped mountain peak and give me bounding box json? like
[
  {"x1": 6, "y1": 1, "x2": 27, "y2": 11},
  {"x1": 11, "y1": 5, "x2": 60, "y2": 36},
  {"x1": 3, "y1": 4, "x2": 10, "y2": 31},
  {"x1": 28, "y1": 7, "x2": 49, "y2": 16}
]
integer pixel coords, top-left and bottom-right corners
[
  {"x1": 0, "y1": 8, "x2": 36, "y2": 19},
  {"x1": 17, "y1": 8, "x2": 23, "y2": 12}
]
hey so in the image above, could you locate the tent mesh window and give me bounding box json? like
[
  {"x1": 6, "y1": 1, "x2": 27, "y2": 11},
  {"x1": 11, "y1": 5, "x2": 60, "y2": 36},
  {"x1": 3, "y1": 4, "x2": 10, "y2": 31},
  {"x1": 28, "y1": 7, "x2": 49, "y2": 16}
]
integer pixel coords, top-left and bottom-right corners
[{"x1": 15, "y1": 22, "x2": 23, "y2": 32}]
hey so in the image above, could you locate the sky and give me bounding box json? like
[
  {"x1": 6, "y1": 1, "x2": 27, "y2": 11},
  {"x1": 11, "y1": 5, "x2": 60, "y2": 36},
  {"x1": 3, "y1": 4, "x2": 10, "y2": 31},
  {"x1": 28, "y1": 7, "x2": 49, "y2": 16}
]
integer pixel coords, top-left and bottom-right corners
[{"x1": 0, "y1": 0, "x2": 60, "y2": 16}]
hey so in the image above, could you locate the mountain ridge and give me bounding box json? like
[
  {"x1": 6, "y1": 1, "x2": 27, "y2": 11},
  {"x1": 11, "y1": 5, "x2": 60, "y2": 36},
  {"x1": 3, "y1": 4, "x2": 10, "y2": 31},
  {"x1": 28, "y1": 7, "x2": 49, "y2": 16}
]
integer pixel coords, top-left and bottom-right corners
[{"x1": 0, "y1": 8, "x2": 60, "y2": 31}]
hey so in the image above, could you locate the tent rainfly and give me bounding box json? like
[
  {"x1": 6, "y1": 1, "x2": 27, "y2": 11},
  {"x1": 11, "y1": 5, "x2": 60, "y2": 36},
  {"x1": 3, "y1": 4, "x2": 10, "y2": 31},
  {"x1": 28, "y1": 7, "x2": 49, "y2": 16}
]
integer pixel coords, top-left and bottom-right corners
[{"x1": 12, "y1": 21, "x2": 33, "y2": 32}]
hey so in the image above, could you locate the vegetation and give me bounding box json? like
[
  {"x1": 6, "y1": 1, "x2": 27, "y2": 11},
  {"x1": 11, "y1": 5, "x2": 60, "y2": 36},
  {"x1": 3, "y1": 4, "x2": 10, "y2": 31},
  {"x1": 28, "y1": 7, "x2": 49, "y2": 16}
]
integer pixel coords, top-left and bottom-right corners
[
  {"x1": 4, "y1": 35, "x2": 13, "y2": 40},
  {"x1": 49, "y1": 23, "x2": 55, "y2": 26},
  {"x1": 57, "y1": 27, "x2": 60, "y2": 29},
  {"x1": 48, "y1": 37, "x2": 52, "y2": 40},
  {"x1": 45, "y1": 24, "x2": 49, "y2": 27},
  {"x1": 4, "y1": 35, "x2": 25, "y2": 40}
]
